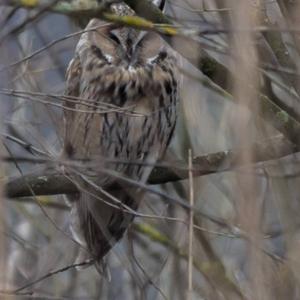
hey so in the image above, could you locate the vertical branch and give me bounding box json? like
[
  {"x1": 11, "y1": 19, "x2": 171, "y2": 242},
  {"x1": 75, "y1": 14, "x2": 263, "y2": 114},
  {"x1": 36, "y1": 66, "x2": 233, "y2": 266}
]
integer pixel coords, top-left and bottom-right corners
[
  {"x1": 284, "y1": 2, "x2": 300, "y2": 292},
  {"x1": 230, "y1": 0, "x2": 267, "y2": 299},
  {"x1": 187, "y1": 149, "x2": 194, "y2": 300},
  {"x1": 0, "y1": 145, "x2": 7, "y2": 289}
]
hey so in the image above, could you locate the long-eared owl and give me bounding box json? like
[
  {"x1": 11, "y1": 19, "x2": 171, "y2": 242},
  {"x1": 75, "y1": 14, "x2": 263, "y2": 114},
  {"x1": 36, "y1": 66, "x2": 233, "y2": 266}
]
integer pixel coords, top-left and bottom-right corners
[{"x1": 63, "y1": 1, "x2": 179, "y2": 272}]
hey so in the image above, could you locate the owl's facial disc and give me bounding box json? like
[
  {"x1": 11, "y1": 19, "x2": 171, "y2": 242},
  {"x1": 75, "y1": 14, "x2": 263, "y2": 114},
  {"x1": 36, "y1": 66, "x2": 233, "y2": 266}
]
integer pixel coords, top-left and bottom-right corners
[
  {"x1": 107, "y1": 27, "x2": 140, "y2": 66},
  {"x1": 105, "y1": 27, "x2": 163, "y2": 68},
  {"x1": 103, "y1": 27, "x2": 141, "y2": 67}
]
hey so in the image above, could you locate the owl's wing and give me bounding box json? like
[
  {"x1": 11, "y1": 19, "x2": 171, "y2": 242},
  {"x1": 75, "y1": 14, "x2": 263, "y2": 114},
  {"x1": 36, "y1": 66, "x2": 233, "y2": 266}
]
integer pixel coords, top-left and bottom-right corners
[
  {"x1": 63, "y1": 54, "x2": 82, "y2": 156},
  {"x1": 63, "y1": 41, "x2": 123, "y2": 270},
  {"x1": 65, "y1": 55, "x2": 81, "y2": 98}
]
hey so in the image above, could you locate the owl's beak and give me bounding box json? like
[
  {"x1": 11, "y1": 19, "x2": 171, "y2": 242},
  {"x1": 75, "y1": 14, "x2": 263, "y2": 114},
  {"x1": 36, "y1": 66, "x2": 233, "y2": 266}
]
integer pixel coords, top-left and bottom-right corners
[{"x1": 126, "y1": 45, "x2": 134, "y2": 59}]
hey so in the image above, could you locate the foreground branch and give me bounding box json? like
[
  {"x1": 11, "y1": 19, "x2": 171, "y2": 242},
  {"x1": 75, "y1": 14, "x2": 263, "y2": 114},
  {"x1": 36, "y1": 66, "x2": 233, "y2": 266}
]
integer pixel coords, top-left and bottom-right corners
[{"x1": 5, "y1": 135, "x2": 295, "y2": 198}]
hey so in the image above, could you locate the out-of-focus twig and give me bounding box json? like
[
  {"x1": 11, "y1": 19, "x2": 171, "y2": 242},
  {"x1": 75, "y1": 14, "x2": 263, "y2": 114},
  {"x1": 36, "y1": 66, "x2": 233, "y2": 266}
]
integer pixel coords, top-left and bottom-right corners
[
  {"x1": 187, "y1": 149, "x2": 194, "y2": 300},
  {"x1": 0, "y1": 0, "x2": 61, "y2": 45},
  {"x1": 0, "y1": 259, "x2": 92, "y2": 295}
]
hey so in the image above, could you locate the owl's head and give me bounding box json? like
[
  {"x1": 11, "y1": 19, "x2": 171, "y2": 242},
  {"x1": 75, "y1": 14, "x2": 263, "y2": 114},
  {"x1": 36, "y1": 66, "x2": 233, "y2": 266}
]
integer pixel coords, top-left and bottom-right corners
[{"x1": 80, "y1": 1, "x2": 167, "y2": 68}]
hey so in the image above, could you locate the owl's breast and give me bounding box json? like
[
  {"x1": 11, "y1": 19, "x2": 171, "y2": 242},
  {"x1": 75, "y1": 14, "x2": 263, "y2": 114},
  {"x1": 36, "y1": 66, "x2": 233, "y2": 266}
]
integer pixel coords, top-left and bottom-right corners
[
  {"x1": 64, "y1": 49, "x2": 178, "y2": 182},
  {"x1": 98, "y1": 91, "x2": 177, "y2": 180}
]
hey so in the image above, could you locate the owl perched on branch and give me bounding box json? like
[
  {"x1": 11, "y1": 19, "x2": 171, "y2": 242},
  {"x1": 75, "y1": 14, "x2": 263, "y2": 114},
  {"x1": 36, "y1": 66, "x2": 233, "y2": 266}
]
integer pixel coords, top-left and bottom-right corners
[{"x1": 63, "y1": 1, "x2": 178, "y2": 272}]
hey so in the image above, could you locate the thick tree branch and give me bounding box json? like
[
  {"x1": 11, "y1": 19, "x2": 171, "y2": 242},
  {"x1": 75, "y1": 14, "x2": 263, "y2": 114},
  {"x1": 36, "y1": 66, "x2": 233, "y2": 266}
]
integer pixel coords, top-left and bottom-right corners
[{"x1": 5, "y1": 135, "x2": 296, "y2": 198}]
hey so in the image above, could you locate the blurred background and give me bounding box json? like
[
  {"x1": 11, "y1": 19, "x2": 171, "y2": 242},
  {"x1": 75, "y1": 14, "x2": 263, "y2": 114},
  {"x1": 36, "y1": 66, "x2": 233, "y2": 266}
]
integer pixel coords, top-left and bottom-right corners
[{"x1": 1, "y1": 0, "x2": 300, "y2": 299}]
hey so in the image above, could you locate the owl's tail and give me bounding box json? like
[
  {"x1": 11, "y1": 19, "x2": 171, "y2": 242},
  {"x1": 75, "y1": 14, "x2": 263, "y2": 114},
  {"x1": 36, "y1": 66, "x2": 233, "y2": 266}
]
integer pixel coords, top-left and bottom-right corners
[{"x1": 69, "y1": 187, "x2": 137, "y2": 274}]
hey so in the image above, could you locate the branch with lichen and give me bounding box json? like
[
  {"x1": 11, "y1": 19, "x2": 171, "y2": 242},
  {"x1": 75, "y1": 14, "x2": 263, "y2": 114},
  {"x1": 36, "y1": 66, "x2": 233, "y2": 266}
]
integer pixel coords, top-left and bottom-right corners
[{"x1": 133, "y1": 222, "x2": 243, "y2": 298}]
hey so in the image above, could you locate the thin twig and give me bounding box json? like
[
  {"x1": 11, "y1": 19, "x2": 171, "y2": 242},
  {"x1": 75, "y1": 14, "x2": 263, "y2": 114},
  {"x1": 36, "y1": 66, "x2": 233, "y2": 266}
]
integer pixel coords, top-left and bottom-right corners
[
  {"x1": 187, "y1": 149, "x2": 194, "y2": 300},
  {"x1": 0, "y1": 0, "x2": 61, "y2": 45},
  {"x1": 0, "y1": 24, "x2": 110, "y2": 73},
  {"x1": 11, "y1": 260, "x2": 92, "y2": 294}
]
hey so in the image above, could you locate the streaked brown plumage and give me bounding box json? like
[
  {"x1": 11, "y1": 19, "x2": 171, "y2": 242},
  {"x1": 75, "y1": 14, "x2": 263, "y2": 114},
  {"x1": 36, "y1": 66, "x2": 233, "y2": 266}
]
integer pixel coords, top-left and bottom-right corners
[{"x1": 63, "y1": 2, "x2": 178, "y2": 272}]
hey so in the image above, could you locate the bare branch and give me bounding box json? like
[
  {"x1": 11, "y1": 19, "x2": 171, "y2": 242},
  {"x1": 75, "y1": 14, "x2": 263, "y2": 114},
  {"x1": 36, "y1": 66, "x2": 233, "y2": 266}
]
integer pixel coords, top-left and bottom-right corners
[
  {"x1": 187, "y1": 149, "x2": 194, "y2": 300},
  {"x1": 5, "y1": 135, "x2": 296, "y2": 198},
  {"x1": 0, "y1": 259, "x2": 92, "y2": 295}
]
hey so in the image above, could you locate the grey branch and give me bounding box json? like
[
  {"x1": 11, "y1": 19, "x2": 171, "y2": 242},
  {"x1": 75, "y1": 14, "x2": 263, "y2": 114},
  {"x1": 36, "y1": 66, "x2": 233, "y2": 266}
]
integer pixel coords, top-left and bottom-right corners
[{"x1": 5, "y1": 135, "x2": 295, "y2": 198}]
